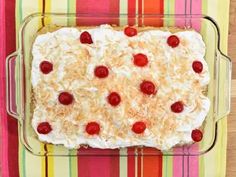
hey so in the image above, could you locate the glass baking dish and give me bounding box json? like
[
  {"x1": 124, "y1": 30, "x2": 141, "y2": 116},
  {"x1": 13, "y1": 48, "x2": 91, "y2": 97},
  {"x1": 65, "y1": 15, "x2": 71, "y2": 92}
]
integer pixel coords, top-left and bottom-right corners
[{"x1": 6, "y1": 13, "x2": 231, "y2": 156}]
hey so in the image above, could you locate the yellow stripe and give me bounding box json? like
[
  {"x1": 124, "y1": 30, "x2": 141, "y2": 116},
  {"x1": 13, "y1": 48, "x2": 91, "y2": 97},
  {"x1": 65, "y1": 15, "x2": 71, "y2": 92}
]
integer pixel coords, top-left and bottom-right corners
[
  {"x1": 202, "y1": 0, "x2": 229, "y2": 177},
  {"x1": 41, "y1": 145, "x2": 46, "y2": 177},
  {"x1": 43, "y1": 0, "x2": 54, "y2": 176},
  {"x1": 201, "y1": 0, "x2": 217, "y2": 176},
  {"x1": 46, "y1": 145, "x2": 54, "y2": 177},
  {"x1": 119, "y1": 0, "x2": 128, "y2": 26},
  {"x1": 45, "y1": 0, "x2": 51, "y2": 24},
  {"x1": 216, "y1": 0, "x2": 229, "y2": 176},
  {"x1": 38, "y1": 0, "x2": 43, "y2": 27}
]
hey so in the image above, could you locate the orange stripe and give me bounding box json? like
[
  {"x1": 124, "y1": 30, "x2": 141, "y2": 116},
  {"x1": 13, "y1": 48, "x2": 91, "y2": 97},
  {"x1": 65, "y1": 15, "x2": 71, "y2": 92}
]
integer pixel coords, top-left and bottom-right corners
[
  {"x1": 143, "y1": 0, "x2": 164, "y2": 26},
  {"x1": 142, "y1": 148, "x2": 163, "y2": 177}
]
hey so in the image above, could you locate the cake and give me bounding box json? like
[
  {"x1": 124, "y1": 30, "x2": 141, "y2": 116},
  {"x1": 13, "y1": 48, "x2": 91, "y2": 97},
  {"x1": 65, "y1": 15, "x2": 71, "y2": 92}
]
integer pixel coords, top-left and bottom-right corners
[{"x1": 31, "y1": 24, "x2": 210, "y2": 150}]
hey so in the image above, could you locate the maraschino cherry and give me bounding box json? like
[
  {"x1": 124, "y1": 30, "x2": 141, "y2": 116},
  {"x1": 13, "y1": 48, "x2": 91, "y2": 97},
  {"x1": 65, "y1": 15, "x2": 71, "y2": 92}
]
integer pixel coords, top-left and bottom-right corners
[
  {"x1": 58, "y1": 92, "x2": 74, "y2": 105},
  {"x1": 107, "y1": 92, "x2": 121, "y2": 106},
  {"x1": 167, "y1": 35, "x2": 180, "y2": 48},
  {"x1": 133, "y1": 53, "x2": 148, "y2": 67},
  {"x1": 94, "y1": 65, "x2": 109, "y2": 78},
  {"x1": 140, "y1": 81, "x2": 156, "y2": 95},
  {"x1": 192, "y1": 60, "x2": 203, "y2": 73},
  {"x1": 132, "y1": 121, "x2": 146, "y2": 134},
  {"x1": 191, "y1": 129, "x2": 203, "y2": 142},
  {"x1": 86, "y1": 122, "x2": 100, "y2": 135},
  {"x1": 124, "y1": 26, "x2": 137, "y2": 37},
  {"x1": 171, "y1": 101, "x2": 184, "y2": 113},
  {"x1": 80, "y1": 31, "x2": 93, "y2": 44},
  {"x1": 37, "y1": 122, "x2": 52, "y2": 134},
  {"x1": 40, "y1": 61, "x2": 53, "y2": 74}
]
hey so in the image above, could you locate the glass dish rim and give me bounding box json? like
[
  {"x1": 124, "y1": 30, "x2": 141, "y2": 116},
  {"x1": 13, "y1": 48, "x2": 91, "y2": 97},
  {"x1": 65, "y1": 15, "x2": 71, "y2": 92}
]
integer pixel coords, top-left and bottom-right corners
[{"x1": 6, "y1": 12, "x2": 231, "y2": 156}]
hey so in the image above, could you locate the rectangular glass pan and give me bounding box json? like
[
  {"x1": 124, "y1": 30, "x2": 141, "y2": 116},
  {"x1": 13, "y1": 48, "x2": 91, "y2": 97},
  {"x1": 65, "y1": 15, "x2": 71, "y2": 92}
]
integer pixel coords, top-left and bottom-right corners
[{"x1": 6, "y1": 13, "x2": 231, "y2": 156}]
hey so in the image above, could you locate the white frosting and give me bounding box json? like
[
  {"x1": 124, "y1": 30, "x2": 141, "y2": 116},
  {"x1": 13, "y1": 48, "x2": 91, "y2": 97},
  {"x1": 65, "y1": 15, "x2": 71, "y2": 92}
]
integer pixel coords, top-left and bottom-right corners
[{"x1": 31, "y1": 25, "x2": 210, "y2": 150}]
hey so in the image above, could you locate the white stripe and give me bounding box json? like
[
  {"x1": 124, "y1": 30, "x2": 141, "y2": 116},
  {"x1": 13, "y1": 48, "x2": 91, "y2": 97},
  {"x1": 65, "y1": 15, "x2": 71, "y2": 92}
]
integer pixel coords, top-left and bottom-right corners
[
  {"x1": 51, "y1": 0, "x2": 68, "y2": 25},
  {"x1": 119, "y1": 0, "x2": 128, "y2": 26},
  {"x1": 119, "y1": 148, "x2": 128, "y2": 177}
]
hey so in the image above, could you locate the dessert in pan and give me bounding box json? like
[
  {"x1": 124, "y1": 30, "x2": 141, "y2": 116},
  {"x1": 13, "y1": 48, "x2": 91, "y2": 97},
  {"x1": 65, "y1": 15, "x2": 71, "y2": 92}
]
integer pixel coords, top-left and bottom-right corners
[{"x1": 31, "y1": 24, "x2": 210, "y2": 151}]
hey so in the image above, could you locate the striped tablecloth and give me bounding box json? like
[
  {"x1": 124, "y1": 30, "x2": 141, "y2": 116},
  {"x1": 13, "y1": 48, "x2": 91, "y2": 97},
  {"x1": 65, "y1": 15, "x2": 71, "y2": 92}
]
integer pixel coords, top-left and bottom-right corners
[{"x1": 0, "y1": 0, "x2": 230, "y2": 177}]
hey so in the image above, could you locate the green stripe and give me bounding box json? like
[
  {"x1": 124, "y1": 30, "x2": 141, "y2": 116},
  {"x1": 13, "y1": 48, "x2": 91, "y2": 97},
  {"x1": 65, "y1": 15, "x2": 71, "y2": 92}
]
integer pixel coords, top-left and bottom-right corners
[
  {"x1": 163, "y1": 0, "x2": 168, "y2": 26},
  {"x1": 199, "y1": 1, "x2": 208, "y2": 176},
  {"x1": 16, "y1": 0, "x2": 25, "y2": 176},
  {"x1": 163, "y1": 156, "x2": 173, "y2": 177},
  {"x1": 22, "y1": 143, "x2": 26, "y2": 177},
  {"x1": 164, "y1": 0, "x2": 175, "y2": 26},
  {"x1": 67, "y1": 0, "x2": 76, "y2": 26},
  {"x1": 67, "y1": 1, "x2": 78, "y2": 176},
  {"x1": 69, "y1": 150, "x2": 78, "y2": 177},
  {"x1": 18, "y1": 128, "x2": 26, "y2": 177}
]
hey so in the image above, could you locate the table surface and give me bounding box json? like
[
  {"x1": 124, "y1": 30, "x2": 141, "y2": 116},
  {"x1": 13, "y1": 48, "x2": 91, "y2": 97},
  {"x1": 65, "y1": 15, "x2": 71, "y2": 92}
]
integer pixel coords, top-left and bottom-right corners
[
  {"x1": 227, "y1": 0, "x2": 236, "y2": 176},
  {"x1": 0, "y1": 2, "x2": 233, "y2": 177}
]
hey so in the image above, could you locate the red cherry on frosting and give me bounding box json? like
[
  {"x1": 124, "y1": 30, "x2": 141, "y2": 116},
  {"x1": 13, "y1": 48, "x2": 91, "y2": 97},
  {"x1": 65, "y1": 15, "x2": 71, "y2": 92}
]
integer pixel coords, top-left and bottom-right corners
[
  {"x1": 80, "y1": 31, "x2": 93, "y2": 44},
  {"x1": 37, "y1": 122, "x2": 52, "y2": 134},
  {"x1": 140, "y1": 81, "x2": 156, "y2": 95},
  {"x1": 171, "y1": 101, "x2": 184, "y2": 113},
  {"x1": 86, "y1": 122, "x2": 100, "y2": 135},
  {"x1": 124, "y1": 26, "x2": 137, "y2": 37},
  {"x1": 133, "y1": 53, "x2": 148, "y2": 67},
  {"x1": 132, "y1": 121, "x2": 146, "y2": 134},
  {"x1": 40, "y1": 61, "x2": 53, "y2": 74},
  {"x1": 167, "y1": 35, "x2": 180, "y2": 48},
  {"x1": 192, "y1": 60, "x2": 203, "y2": 73},
  {"x1": 58, "y1": 92, "x2": 74, "y2": 105},
  {"x1": 107, "y1": 92, "x2": 121, "y2": 106},
  {"x1": 191, "y1": 129, "x2": 203, "y2": 142},
  {"x1": 94, "y1": 65, "x2": 109, "y2": 78}
]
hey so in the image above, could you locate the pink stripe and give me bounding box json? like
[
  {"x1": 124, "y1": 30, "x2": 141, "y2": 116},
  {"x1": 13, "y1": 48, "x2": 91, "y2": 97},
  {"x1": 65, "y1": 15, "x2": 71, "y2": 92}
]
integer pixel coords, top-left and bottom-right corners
[
  {"x1": 174, "y1": 1, "x2": 201, "y2": 176},
  {"x1": 173, "y1": 148, "x2": 184, "y2": 177},
  {"x1": 76, "y1": 0, "x2": 119, "y2": 25},
  {"x1": 184, "y1": 153, "x2": 188, "y2": 177},
  {"x1": 0, "y1": 0, "x2": 9, "y2": 176},
  {"x1": 175, "y1": 0, "x2": 201, "y2": 31},
  {"x1": 76, "y1": 2, "x2": 120, "y2": 177},
  {"x1": 188, "y1": 144, "x2": 199, "y2": 177},
  {"x1": 175, "y1": 0, "x2": 186, "y2": 27},
  {"x1": 78, "y1": 148, "x2": 119, "y2": 177},
  {"x1": 173, "y1": 146, "x2": 200, "y2": 177},
  {"x1": 191, "y1": 0, "x2": 202, "y2": 31}
]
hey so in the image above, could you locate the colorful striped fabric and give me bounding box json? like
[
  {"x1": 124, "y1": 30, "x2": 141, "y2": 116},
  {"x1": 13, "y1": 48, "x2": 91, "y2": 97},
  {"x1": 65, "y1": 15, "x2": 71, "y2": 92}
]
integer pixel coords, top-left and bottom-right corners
[{"x1": 0, "y1": 0, "x2": 229, "y2": 177}]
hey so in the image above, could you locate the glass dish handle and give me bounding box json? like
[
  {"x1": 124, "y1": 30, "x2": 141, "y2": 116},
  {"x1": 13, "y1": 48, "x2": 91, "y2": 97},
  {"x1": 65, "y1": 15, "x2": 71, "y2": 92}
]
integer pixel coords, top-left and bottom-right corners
[
  {"x1": 6, "y1": 51, "x2": 20, "y2": 119},
  {"x1": 216, "y1": 53, "x2": 232, "y2": 120}
]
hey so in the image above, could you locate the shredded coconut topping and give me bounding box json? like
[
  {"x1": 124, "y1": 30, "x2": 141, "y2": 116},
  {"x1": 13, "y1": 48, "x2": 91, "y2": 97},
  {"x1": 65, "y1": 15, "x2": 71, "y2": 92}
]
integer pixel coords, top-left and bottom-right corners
[{"x1": 31, "y1": 25, "x2": 210, "y2": 150}]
